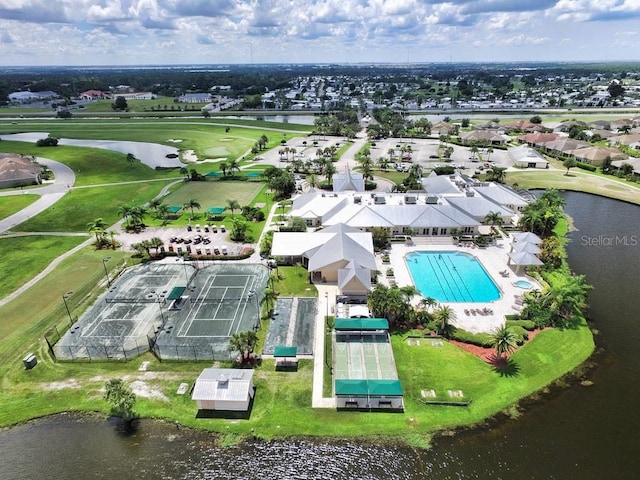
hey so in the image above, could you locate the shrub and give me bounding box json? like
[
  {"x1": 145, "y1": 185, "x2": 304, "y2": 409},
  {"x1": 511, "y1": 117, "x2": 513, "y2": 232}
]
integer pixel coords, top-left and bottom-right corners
[
  {"x1": 506, "y1": 319, "x2": 537, "y2": 331},
  {"x1": 577, "y1": 162, "x2": 597, "y2": 172},
  {"x1": 451, "y1": 329, "x2": 494, "y2": 348}
]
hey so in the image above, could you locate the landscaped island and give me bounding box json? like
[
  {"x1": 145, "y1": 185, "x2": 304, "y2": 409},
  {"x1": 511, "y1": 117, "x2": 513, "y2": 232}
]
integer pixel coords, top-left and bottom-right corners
[{"x1": 1, "y1": 112, "x2": 633, "y2": 446}]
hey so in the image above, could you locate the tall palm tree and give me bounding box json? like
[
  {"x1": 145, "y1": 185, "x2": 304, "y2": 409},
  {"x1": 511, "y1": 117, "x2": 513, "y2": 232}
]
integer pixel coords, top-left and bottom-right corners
[
  {"x1": 179, "y1": 167, "x2": 189, "y2": 180},
  {"x1": 492, "y1": 325, "x2": 518, "y2": 360},
  {"x1": 433, "y1": 305, "x2": 456, "y2": 339},
  {"x1": 226, "y1": 199, "x2": 241, "y2": 216},
  {"x1": 323, "y1": 160, "x2": 336, "y2": 185},
  {"x1": 219, "y1": 162, "x2": 228, "y2": 177},
  {"x1": 183, "y1": 199, "x2": 201, "y2": 219},
  {"x1": 87, "y1": 217, "x2": 108, "y2": 243},
  {"x1": 129, "y1": 205, "x2": 148, "y2": 228},
  {"x1": 228, "y1": 159, "x2": 241, "y2": 176},
  {"x1": 260, "y1": 288, "x2": 278, "y2": 316},
  {"x1": 484, "y1": 211, "x2": 504, "y2": 226},
  {"x1": 117, "y1": 204, "x2": 133, "y2": 228}
]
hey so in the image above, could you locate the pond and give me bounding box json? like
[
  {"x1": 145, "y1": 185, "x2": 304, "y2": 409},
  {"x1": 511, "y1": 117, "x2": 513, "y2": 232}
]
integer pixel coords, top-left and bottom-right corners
[{"x1": 0, "y1": 132, "x2": 182, "y2": 169}]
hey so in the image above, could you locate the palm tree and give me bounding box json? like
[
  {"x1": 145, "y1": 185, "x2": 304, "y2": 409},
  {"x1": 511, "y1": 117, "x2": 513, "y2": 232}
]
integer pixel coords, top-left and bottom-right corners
[
  {"x1": 488, "y1": 166, "x2": 507, "y2": 183},
  {"x1": 179, "y1": 167, "x2": 189, "y2": 180},
  {"x1": 323, "y1": 160, "x2": 336, "y2": 185},
  {"x1": 148, "y1": 237, "x2": 164, "y2": 256},
  {"x1": 87, "y1": 217, "x2": 108, "y2": 243},
  {"x1": 117, "y1": 204, "x2": 133, "y2": 228},
  {"x1": 219, "y1": 162, "x2": 228, "y2": 177},
  {"x1": 361, "y1": 163, "x2": 374, "y2": 182},
  {"x1": 260, "y1": 288, "x2": 278, "y2": 316},
  {"x1": 129, "y1": 205, "x2": 148, "y2": 229},
  {"x1": 378, "y1": 157, "x2": 390, "y2": 171},
  {"x1": 155, "y1": 203, "x2": 170, "y2": 220},
  {"x1": 492, "y1": 325, "x2": 518, "y2": 360},
  {"x1": 419, "y1": 297, "x2": 437, "y2": 313},
  {"x1": 226, "y1": 199, "x2": 240, "y2": 216},
  {"x1": 408, "y1": 163, "x2": 423, "y2": 179},
  {"x1": 228, "y1": 330, "x2": 258, "y2": 364},
  {"x1": 486, "y1": 146, "x2": 494, "y2": 162},
  {"x1": 541, "y1": 275, "x2": 592, "y2": 326},
  {"x1": 484, "y1": 211, "x2": 504, "y2": 227},
  {"x1": 105, "y1": 230, "x2": 118, "y2": 248},
  {"x1": 228, "y1": 159, "x2": 241, "y2": 176},
  {"x1": 183, "y1": 198, "x2": 201, "y2": 219},
  {"x1": 433, "y1": 305, "x2": 456, "y2": 339}
]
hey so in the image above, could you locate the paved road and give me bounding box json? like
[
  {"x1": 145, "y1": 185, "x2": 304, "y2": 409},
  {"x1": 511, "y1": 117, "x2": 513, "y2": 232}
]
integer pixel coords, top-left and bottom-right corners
[{"x1": 0, "y1": 157, "x2": 75, "y2": 234}]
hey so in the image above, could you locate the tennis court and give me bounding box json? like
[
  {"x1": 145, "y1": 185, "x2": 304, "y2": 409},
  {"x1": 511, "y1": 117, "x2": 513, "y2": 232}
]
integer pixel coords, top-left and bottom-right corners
[{"x1": 54, "y1": 262, "x2": 269, "y2": 361}]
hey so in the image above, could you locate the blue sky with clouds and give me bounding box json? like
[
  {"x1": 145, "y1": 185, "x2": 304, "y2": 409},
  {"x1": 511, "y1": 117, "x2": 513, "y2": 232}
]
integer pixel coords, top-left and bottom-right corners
[{"x1": 0, "y1": 0, "x2": 639, "y2": 66}]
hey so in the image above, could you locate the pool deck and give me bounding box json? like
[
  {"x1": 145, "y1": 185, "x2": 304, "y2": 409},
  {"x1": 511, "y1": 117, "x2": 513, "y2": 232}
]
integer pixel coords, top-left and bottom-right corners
[{"x1": 380, "y1": 237, "x2": 541, "y2": 334}]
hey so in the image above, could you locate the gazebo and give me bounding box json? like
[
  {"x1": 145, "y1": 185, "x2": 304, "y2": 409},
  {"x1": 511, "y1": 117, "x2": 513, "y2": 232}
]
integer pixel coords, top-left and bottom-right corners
[
  {"x1": 510, "y1": 241, "x2": 541, "y2": 254},
  {"x1": 206, "y1": 207, "x2": 226, "y2": 219},
  {"x1": 507, "y1": 251, "x2": 544, "y2": 274},
  {"x1": 512, "y1": 232, "x2": 542, "y2": 244}
]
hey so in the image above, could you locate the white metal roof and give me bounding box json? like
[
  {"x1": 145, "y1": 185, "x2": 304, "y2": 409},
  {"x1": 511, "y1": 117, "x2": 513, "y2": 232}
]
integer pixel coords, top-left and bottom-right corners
[{"x1": 192, "y1": 368, "x2": 254, "y2": 402}]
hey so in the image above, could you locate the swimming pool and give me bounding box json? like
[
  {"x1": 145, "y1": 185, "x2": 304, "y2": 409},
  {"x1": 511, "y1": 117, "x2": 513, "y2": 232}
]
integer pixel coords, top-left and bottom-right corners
[
  {"x1": 513, "y1": 280, "x2": 533, "y2": 289},
  {"x1": 405, "y1": 251, "x2": 501, "y2": 302}
]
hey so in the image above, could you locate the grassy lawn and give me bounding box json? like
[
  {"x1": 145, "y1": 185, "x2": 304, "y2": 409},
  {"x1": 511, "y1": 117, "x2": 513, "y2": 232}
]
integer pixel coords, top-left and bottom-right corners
[
  {"x1": 13, "y1": 182, "x2": 172, "y2": 232},
  {"x1": 0, "y1": 119, "x2": 312, "y2": 163},
  {"x1": 509, "y1": 169, "x2": 640, "y2": 205},
  {"x1": 0, "y1": 141, "x2": 180, "y2": 186},
  {"x1": 0, "y1": 236, "x2": 87, "y2": 299},
  {"x1": 0, "y1": 193, "x2": 39, "y2": 218},
  {"x1": 161, "y1": 180, "x2": 264, "y2": 213},
  {"x1": 274, "y1": 265, "x2": 317, "y2": 297}
]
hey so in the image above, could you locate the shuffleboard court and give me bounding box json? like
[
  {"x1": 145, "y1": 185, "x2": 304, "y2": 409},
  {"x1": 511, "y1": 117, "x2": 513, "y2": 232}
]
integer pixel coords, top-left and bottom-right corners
[{"x1": 333, "y1": 332, "x2": 399, "y2": 381}]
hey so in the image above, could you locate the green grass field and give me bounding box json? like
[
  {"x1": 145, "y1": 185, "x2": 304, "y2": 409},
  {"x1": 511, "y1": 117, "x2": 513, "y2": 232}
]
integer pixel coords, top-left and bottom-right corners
[
  {"x1": 162, "y1": 180, "x2": 264, "y2": 212},
  {"x1": 0, "y1": 194, "x2": 39, "y2": 218}
]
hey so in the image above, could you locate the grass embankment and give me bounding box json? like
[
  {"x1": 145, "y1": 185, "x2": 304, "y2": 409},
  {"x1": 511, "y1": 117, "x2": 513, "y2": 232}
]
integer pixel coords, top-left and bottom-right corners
[
  {"x1": 0, "y1": 236, "x2": 87, "y2": 299},
  {"x1": 0, "y1": 194, "x2": 39, "y2": 218},
  {"x1": 508, "y1": 169, "x2": 640, "y2": 206}
]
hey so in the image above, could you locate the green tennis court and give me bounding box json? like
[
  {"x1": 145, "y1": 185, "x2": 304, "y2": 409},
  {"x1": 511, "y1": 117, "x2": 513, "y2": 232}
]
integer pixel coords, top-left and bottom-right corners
[{"x1": 54, "y1": 262, "x2": 269, "y2": 361}]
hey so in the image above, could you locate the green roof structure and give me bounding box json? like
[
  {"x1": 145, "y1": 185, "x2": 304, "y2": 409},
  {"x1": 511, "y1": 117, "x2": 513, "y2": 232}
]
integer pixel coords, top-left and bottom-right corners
[
  {"x1": 204, "y1": 171, "x2": 222, "y2": 177},
  {"x1": 273, "y1": 346, "x2": 298, "y2": 357},
  {"x1": 334, "y1": 318, "x2": 389, "y2": 331},
  {"x1": 166, "y1": 286, "x2": 186, "y2": 300},
  {"x1": 206, "y1": 207, "x2": 226, "y2": 215},
  {"x1": 334, "y1": 379, "x2": 403, "y2": 397},
  {"x1": 167, "y1": 206, "x2": 182, "y2": 213}
]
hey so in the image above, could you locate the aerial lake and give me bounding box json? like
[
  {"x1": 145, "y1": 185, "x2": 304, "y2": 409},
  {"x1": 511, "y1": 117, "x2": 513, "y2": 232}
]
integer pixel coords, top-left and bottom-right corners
[{"x1": 0, "y1": 132, "x2": 182, "y2": 169}]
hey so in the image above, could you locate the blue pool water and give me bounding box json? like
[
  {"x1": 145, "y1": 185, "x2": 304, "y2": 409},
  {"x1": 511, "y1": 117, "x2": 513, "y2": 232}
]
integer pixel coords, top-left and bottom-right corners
[
  {"x1": 513, "y1": 280, "x2": 533, "y2": 289},
  {"x1": 406, "y1": 251, "x2": 501, "y2": 302}
]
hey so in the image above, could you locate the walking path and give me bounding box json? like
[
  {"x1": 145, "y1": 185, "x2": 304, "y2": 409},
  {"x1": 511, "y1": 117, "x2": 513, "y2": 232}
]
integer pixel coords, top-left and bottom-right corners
[{"x1": 0, "y1": 157, "x2": 75, "y2": 233}]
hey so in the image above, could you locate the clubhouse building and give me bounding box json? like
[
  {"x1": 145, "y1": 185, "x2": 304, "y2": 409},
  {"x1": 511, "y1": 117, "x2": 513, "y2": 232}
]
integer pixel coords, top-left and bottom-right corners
[{"x1": 271, "y1": 174, "x2": 530, "y2": 297}]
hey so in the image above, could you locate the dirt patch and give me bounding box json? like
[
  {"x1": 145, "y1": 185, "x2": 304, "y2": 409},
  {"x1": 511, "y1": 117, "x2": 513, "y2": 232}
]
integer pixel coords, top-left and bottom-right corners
[
  {"x1": 129, "y1": 380, "x2": 169, "y2": 401},
  {"x1": 41, "y1": 379, "x2": 82, "y2": 390}
]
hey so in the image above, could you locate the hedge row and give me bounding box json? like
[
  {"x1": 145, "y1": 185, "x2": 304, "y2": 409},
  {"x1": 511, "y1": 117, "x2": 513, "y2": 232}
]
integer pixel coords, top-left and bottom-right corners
[
  {"x1": 577, "y1": 162, "x2": 597, "y2": 172},
  {"x1": 506, "y1": 319, "x2": 537, "y2": 331},
  {"x1": 451, "y1": 329, "x2": 494, "y2": 348}
]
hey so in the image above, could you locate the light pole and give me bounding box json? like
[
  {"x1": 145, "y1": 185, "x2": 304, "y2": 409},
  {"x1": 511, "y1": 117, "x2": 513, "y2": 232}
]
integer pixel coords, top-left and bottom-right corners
[
  {"x1": 152, "y1": 292, "x2": 166, "y2": 330},
  {"x1": 325, "y1": 292, "x2": 329, "y2": 320},
  {"x1": 62, "y1": 291, "x2": 73, "y2": 324},
  {"x1": 102, "y1": 256, "x2": 112, "y2": 288},
  {"x1": 176, "y1": 256, "x2": 189, "y2": 285}
]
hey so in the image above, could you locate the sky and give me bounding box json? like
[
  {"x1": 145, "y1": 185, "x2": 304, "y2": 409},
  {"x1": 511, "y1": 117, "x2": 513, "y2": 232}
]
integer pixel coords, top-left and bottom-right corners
[{"x1": 1, "y1": 0, "x2": 640, "y2": 66}]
